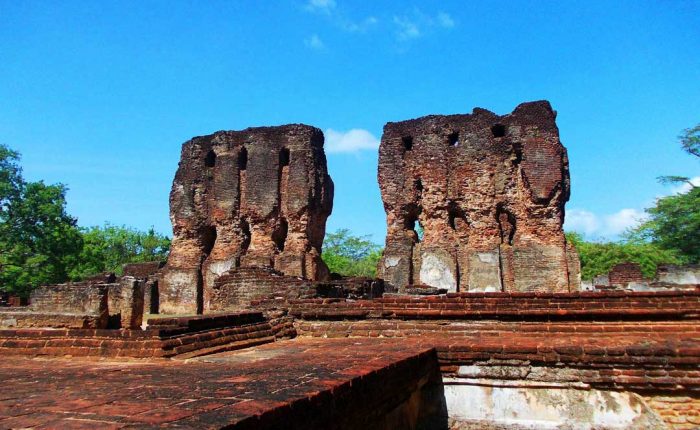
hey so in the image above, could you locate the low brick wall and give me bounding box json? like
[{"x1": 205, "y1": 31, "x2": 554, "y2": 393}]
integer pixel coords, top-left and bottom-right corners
[
  {"x1": 0, "y1": 283, "x2": 111, "y2": 329},
  {"x1": 0, "y1": 311, "x2": 289, "y2": 359},
  {"x1": 30, "y1": 283, "x2": 109, "y2": 316},
  {"x1": 282, "y1": 290, "x2": 700, "y2": 321}
]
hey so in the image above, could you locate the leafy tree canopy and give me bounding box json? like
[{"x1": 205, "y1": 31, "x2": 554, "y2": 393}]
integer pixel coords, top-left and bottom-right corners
[
  {"x1": 628, "y1": 123, "x2": 700, "y2": 262},
  {"x1": 566, "y1": 232, "x2": 683, "y2": 280},
  {"x1": 322, "y1": 229, "x2": 382, "y2": 278},
  {"x1": 0, "y1": 145, "x2": 82, "y2": 296},
  {"x1": 69, "y1": 224, "x2": 170, "y2": 280}
]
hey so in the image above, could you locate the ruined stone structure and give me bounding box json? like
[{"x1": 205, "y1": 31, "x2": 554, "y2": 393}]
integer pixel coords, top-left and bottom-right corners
[
  {"x1": 378, "y1": 101, "x2": 580, "y2": 293},
  {"x1": 5, "y1": 109, "x2": 700, "y2": 429},
  {"x1": 585, "y1": 262, "x2": 700, "y2": 292},
  {"x1": 160, "y1": 125, "x2": 334, "y2": 314}
]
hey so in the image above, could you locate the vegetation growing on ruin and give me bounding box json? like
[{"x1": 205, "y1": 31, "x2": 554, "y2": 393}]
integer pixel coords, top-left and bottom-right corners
[{"x1": 322, "y1": 229, "x2": 382, "y2": 278}]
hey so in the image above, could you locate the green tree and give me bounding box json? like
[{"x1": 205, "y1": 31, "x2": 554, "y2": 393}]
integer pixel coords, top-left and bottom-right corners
[
  {"x1": 69, "y1": 224, "x2": 170, "y2": 279},
  {"x1": 626, "y1": 186, "x2": 700, "y2": 263},
  {"x1": 322, "y1": 229, "x2": 382, "y2": 277},
  {"x1": 628, "y1": 123, "x2": 700, "y2": 262},
  {"x1": 566, "y1": 232, "x2": 683, "y2": 280},
  {"x1": 0, "y1": 145, "x2": 83, "y2": 296}
]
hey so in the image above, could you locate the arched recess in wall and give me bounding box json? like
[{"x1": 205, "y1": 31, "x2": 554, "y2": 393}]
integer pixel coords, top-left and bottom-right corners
[
  {"x1": 447, "y1": 202, "x2": 468, "y2": 234},
  {"x1": 204, "y1": 149, "x2": 216, "y2": 168},
  {"x1": 496, "y1": 205, "x2": 517, "y2": 246},
  {"x1": 402, "y1": 136, "x2": 413, "y2": 160},
  {"x1": 239, "y1": 219, "x2": 251, "y2": 256},
  {"x1": 238, "y1": 147, "x2": 248, "y2": 171},
  {"x1": 198, "y1": 225, "x2": 217, "y2": 314},
  {"x1": 404, "y1": 208, "x2": 424, "y2": 243},
  {"x1": 272, "y1": 218, "x2": 288, "y2": 252},
  {"x1": 448, "y1": 132, "x2": 460, "y2": 147},
  {"x1": 279, "y1": 147, "x2": 290, "y2": 167}
]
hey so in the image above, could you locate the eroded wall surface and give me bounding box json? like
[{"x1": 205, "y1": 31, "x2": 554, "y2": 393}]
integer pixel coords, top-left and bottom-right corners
[
  {"x1": 377, "y1": 100, "x2": 580, "y2": 293},
  {"x1": 161, "y1": 125, "x2": 334, "y2": 314}
]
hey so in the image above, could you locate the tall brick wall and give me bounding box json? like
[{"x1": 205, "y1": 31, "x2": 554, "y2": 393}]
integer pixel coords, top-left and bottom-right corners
[
  {"x1": 377, "y1": 100, "x2": 579, "y2": 293},
  {"x1": 161, "y1": 125, "x2": 334, "y2": 314}
]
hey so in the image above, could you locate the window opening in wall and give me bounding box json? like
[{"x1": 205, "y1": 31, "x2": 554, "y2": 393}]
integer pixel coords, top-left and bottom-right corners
[
  {"x1": 201, "y1": 225, "x2": 217, "y2": 257},
  {"x1": 402, "y1": 136, "x2": 413, "y2": 151},
  {"x1": 496, "y1": 206, "x2": 516, "y2": 246},
  {"x1": 204, "y1": 150, "x2": 216, "y2": 167},
  {"x1": 280, "y1": 147, "x2": 290, "y2": 167},
  {"x1": 491, "y1": 124, "x2": 506, "y2": 138},
  {"x1": 405, "y1": 214, "x2": 424, "y2": 243},
  {"x1": 415, "y1": 178, "x2": 423, "y2": 192},
  {"x1": 448, "y1": 202, "x2": 466, "y2": 231},
  {"x1": 272, "y1": 218, "x2": 288, "y2": 252},
  {"x1": 240, "y1": 219, "x2": 251, "y2": 253},
  {"x1": 448, "y1": 132, "x2": 460, "y2": 147},
  {"x1": 238, "y1": 147, "x2": 248, "y2": 171}
]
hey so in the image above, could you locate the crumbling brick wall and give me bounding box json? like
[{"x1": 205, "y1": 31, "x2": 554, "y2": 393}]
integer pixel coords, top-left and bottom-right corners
[
  {"x1": 377, "y1": 101, "x2": 579, "y2": 293},
  {"x1": 161, "y1": 125, "x2": 334, "y2": 314},
  {"x1": 609, "y1": 263, "x2": 645, "y2": 288},
  {"x1": 107, "y1": 277, "x2": 145, "y2": 329},
  {"x1": 123, "y1": 261, "x2": 164, "y2": 314},
  {"x1": 30, "y1": 283, "x2": 108, "y2": 317}
]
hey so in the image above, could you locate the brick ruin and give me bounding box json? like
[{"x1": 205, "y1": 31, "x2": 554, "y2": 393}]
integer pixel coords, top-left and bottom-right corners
[
  {"x1": 1, "y1": 102, "x2": 700, "y2": 429},
  {"x1": 586, "y1": 262, "x2": 700, "y2": 292},
  {"x1": 378, "y1": 101, "x2": 580, "y2": 293},
  {"x1": 160, "y1": 125, "x2": 334, "y2": 314}
]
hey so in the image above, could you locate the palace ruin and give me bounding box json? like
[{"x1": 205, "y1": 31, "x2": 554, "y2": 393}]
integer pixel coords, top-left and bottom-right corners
[
  {"x1": 160, "y1": 125, "x2": 334, "y2": 314},
  {"x1": 378, "y1": 101, "x2": 579, "y2": 293},
  {"x1": 1, "y1": 101, "x2": 699, "y2": 429}
]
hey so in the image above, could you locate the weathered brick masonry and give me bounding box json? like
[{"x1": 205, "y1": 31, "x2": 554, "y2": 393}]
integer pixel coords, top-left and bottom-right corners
[
  {"x1": 378, "y1": 101, "x2": 580, "y2": 293},
  {"x1": 0, "y1": 338, "x2": 445, "y2": 430},
  {"x1": 161, "y1": 125, "x2": 334, "y2": 314},
  {"x1": 0, "y1": 311, "x2": 291, "y2": 359}
]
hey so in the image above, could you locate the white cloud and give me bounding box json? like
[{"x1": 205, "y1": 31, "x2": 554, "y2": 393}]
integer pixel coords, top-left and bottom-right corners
[
  {"x1": 565, "y1": 209, "x2": 600, "y2": 236},
  {"x1": 603, "y1": 209, "x2": 647, "y2": 236},
  {"x1": 306, "y1": 0, "x2": 335, "y2": 13},
  {"x1": 565, "y1": 208, "x2": 648, "y2": 239},
  {"x1": 670, "y1": 175, "x2": 700, "y2": 195},
  {"x1": 393, "y1": 16, "x2": 421, "y2": 40},
  {"x1": 304, "y1": 34, "x2": 325, "y2": 50},
  {"x1": 325, "y1": 128, "x2": 379, "y2": 153},
  {"x1": 392, "y1": 9, "x2": 456, "y2": 41},
  {"x1": 437, "y1": 12, "x2": 455, "y2": 28},
  {"x1": 340, "y1": 15, "x2": 378, "y2": 33}
]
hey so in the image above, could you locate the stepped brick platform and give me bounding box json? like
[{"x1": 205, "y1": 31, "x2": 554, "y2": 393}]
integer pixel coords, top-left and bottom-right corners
[
  {"x1": 0, "y1": 312, "x2": 293, "y2": 359},
  {"x1": 282, "y1": 290, "x2": 700, "y2": 321},
  {"x1": 296, "y1": 321, "x2": 700, "y2": 391},
  {"x1": 0, "y1": 338, "x2": 443, "y2": 430}
]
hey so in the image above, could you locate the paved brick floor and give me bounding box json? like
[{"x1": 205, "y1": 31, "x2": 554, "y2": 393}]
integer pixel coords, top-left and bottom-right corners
[{"x1": 0, "y1": 338, "x2": 434, "y2": 429}]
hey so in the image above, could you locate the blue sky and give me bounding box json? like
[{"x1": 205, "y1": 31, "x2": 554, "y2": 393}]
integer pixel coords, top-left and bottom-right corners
[{"x1": 1, "y1": 0, "x2": 698, "y2": 244}]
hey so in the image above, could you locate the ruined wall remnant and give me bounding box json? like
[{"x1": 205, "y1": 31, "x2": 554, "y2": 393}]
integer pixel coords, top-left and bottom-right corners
[
  {"x1": 161, "y1": 125, "x2": 334, "y2": 314},
  {"x1": 377, "y1": 100, "x2": 579, "y2": 293},
  {"x1": 608, "y1": 263, "x2": 645, "y2": 288}
]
